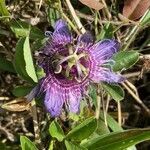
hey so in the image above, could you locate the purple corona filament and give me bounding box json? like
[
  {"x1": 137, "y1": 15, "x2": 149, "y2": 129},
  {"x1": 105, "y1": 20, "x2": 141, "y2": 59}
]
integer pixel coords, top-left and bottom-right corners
[{"x1": 29, "y1": 19, "x2": 125, "y2": 117}]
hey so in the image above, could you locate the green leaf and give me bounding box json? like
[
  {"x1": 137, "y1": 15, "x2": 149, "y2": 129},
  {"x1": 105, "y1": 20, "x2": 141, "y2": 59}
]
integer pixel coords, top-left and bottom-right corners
[
  {"x1": 14, "y1": 38, "x2": 34, "y2": 83},
  {"x1": 65, "y1": 140, "x2": 87, "y2": 150},
  {"x1": 100, "y1": 114, "x2": 136, "y2": 150},
  {"x1": 141, "y1": 9, "x2": 150, "y2": 26},
  {"x1": 31, "y1": 38, "x2": 47, "y2": 51},
  {"x1": 101, "y1": 113, "x2": 123, "y2": 132},
  {"x1": 30, "y1": 25, "x2": 45, "y2": 39},
  {"x1": 83, "y1": 128, "x2": 150, "y2": 150},
  {"x1": 23, "y1": 36, "x2": 38, "y2": 82},
  {"x1": 66, "y1": 117, "x2": 97, "y2": 141},
  {"x1": 48, "y1": 140, "x2": 54, "y2": 150},
  {"x1": 47, "y1": 7, "x2": 60, "y2": 27},
  {"x1": 10, "y1": 20, "x2": 45, "y2": 39},
  {"x1": 20, "y1": 136, "x2": 38, "y2": 150},
  {"x1": 89, "y1": 85, "x2": 97, "y2": 107},
  {"x1": 113, "y1": 51, "x2": 139, "y2": 72},
  {"x1": 10, "y1": 20, "x2": 29, "y2": 37},
  {"x1": 49, "y1": 120, "x2": 65, "y2": 142},
  {"x1": 36, "y1": 66, "x2": 45, "y2": 80},
  {"x1": 100, "y1": 114, "x2": 137, "y2": 150},
  {"x1": 69, "y1": 113, "x2": 80, "y2": 122},
  {"x1": 0, "y1": 0, "x2": 10, "y2": 16},
  {"x1": 14, "y1": 37, "x2": 37, "y2": 83},
  {"x1": 96, "y1": 119, "x2": 110, "y2": 135},
  {"x1": 102, "y1": 83, "x2": 124, "y2": 101},
  {"x1": 12, "y1": 85, "x2": 34, "y2": 97},
  {"x1": 0, "y1": 143, "x2": 5, "y2": 149},
  {"x1": 0, "y1": 56, "x2": 16, "y2": 73},
  {"x1": 96, "y1": 23, "x2": 113, "y2": 41}
]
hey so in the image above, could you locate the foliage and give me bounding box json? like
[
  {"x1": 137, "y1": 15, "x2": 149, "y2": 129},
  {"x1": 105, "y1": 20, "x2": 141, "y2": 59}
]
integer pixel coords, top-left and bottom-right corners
[{"x1": 0, "y1": 0, "x2": 150, "y2": 150}]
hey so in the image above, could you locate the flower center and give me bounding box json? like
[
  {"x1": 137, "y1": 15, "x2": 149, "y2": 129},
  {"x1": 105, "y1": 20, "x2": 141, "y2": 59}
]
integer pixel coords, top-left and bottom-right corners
[{"x1": 53, "y1": 44, "x2": 90, "y2": 83}]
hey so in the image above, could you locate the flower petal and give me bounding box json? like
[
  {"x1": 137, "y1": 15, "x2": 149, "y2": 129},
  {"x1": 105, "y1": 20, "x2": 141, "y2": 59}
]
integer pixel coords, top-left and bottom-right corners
[
  {"x1": 90, "y1": 66, "x2": 125, "y2": 83},
  {"x1": 52, "y1": 19, "x2": 72, "y2": 45},
  {"x1": 42, "y1": 19, "x2": 72, "y2": 55},
  {"x1": 90, "y1": 39, "x2": 120, "y2": 63},
  {"x1": 54, "y1": 19, "x2": 68, "y2": 30},
  {"x1": 76, "y1": 32, "x2": 94, "y2": 51},
  {"x1": 67, "y1": 87, "x2": 82, "y2": 113},
  {"x1": 78, "y1": 32, "x2": 94, "y2": 45},
  {"x1": 44, "y1": 86, "x2": 64, "y2": 117}
]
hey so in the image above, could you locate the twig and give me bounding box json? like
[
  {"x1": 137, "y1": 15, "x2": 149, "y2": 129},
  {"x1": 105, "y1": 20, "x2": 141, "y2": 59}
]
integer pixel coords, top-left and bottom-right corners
[
  {"x1": 0, "y1": 126, "x2": 15, "y2": 142},
  {"x1": 30, "y1": 100, "x2": 41, "y2": 145},
  {"x1": 21, "y1": 117, "x2": 29, "y2": 133},
  {"x1": 125, "y1": 80, "x2": 139, "y2": 97},
  {"x1": 58, "y1": 0, "x2": 80, "y2": 35},
  {"x1": 75, "y1": 10, "x2": 94, "y2": 21},
  {"x1": 123, "y1": 71, "x2": 140, "y2": 78},
  {"x1": 123, "y1": 10, "x2": 150, "y2": 51},
  {"x1": 65, "y1": 0, "x2": 86, "y2": 34},
  {"x1": 94, "y1": 11, "x2": 98, "y2": 36},
  {"x1": 38, "y1": 0, "x2": 43, "y2": 11},
  {"x1": 102, "y1": 96, "x2": 107, "y2": 126},
  {"x1": 95, "y1": 86, "x2": 101, "y2": 119},
  {"x1": 117, "y1": 101, "x2": 122, "y2": 126},
  {"x1": 62, "y1": 13, "x2": 80, "y2": 35},
  {"x1": 85, "y1": 94, "x2": 93, "y2": 111},
  {"x1": 101, "y1": 0, "x2": 112, "y2": 19},
  {"x1": 75, "y1": 10, "x2": 137, "y2": 26},
  {"x1": 0, "y1": 97, "x2": 10, "y2": 101},
  {"x1": 105, "y1": 95, "x2": 110, "y2": 113},
  {"x1": 140, "y1": 54, "x2": 150, "y2": 59},
  {"x1": 121, "y1": 82, "x2": 150, "y2": 116}
]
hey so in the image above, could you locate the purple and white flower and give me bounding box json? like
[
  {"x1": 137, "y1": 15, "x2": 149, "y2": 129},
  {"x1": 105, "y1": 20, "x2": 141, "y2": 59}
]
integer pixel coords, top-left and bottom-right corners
[{"x1": 30, "y1": 19, "x2": 124, "y2": 117}]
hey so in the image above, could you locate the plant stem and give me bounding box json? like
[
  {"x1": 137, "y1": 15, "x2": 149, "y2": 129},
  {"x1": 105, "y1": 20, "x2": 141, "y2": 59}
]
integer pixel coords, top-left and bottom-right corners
[
  {"x1": 117, "y1": 101, "x2": 122, "y2": 126},
  {"x1": 101, "y1": 0, "x2": 112, "y2": 19},
  {"x1": 96, "y1": 85, "x2": 101, "y2": 119},
  {"x1": 121, "y1": 82, "x2": 150, "y2": 116},
  {"x1": 123, "y1": 10, "x2": 150, "y2": 51},
  {"x1": 31, "y1": 100, "x2": 41, "y2": 146},
  {"x1": 58, "y1": 0, "x2": 80, "y2": 35},
  {"x1": 65, "y1": 0, "x2": 86, "y2": 34}
]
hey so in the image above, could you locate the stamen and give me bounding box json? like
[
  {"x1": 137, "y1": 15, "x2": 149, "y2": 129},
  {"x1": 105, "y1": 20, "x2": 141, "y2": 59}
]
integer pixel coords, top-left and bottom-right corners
[
  {"x1": 78, "y1": 53, "x2": 86, "y2": 59},
  {"x1": 74, "y1": 62, "x2": 89, "y2": 82},
  {"x1": 68, "y1": 44, "x2": 74, "y2": 55},
  {"x1": 52, "y1": 44, "x2": 89, "y2": 81},
  {"x1": 76, "y1": 61, "x2": 82, "y2": 81},
  {"x1": 54, "y1": 65, "x2": 62, "y2": 74},
  {"x1": 75, "y1": 76, "x2": 82, "y2": 83},
  {"x1": 79, "y1": 63, "x2": 88, "y2": 76},
  {"x1": 58, "y1": 54, "x2": 76, "y2": 65},
  {"x1": 58, "y1": 53, "x2": 86, "y2": 65},
  {"x1": 65, "y1": 62, "x2": 74, "y2": 77}
]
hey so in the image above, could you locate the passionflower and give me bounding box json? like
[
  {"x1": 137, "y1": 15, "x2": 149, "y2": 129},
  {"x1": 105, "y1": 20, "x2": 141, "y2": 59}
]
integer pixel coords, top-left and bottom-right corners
[{"x1": 28, "y1": 19, "x2": 124, "y2": 117}]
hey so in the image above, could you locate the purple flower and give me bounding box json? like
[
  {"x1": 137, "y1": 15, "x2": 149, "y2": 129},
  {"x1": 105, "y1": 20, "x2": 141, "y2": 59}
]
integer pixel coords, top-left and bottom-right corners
[{"x1": 34, "y1": 19, "x2": 124, "y2": 117}]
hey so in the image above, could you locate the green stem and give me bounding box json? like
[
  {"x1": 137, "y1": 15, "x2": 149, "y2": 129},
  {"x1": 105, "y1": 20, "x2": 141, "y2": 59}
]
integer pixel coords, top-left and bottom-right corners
[
  {"x1": 96, "y1": 85, "x2": 101, "y2": 120},
  {"x1": 31, "y1": 100, "x2": 42, "y2": 148},
  {"x1": 123, "y1": 10, "x2": 150, "y2": 51}
]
